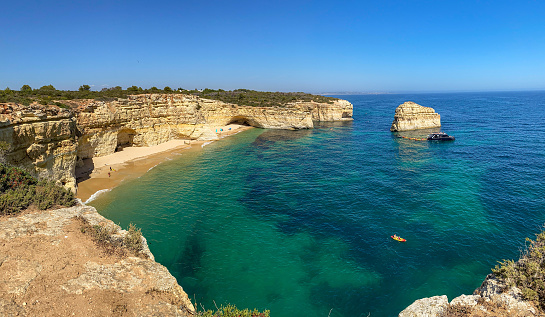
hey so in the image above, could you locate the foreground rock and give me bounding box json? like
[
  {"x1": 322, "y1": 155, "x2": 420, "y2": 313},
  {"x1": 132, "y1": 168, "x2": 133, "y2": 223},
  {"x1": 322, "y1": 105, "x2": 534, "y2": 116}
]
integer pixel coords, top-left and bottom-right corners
[
  {"x1": 0, "y1": 204, "x2": 195, "y2": 316},
  {"x1": 390, "y1": 101, "x2": 441, "y2": 132},
  {"x1": 399, "y1": 275, "x2": 537, "y2": 316}
]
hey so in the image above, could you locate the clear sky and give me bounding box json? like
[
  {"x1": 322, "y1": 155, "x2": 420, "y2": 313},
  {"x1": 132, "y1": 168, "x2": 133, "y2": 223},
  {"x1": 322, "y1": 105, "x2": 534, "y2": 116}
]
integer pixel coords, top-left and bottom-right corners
[{"x1": 1, "y1": 0, "x2": 544, "y2": 93}]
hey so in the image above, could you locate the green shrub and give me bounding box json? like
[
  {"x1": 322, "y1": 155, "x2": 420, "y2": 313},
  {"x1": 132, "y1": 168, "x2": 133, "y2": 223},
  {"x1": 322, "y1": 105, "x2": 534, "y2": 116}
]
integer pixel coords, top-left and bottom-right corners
[
  {"x1": 0, "y1": 164, "x2": 75, "y2": 215},
  {"x1": 197, "y1": 304, "x2": 270, "y2": 317},
  {"x1": 34, "y1": 180, "x2": 76, "y2": 210},
  {"x1": 124, "y1": 223, "x2": 143, "y2": 253},
  {"x1": 492, "y1": 230, "x2": 545, "y2": 309},
  {"x1": 0, "y1": 164, "x2": 36, "y2": 192},
  {"x1": 0, "y1": 185, "x2": 35, "y2": 214}
]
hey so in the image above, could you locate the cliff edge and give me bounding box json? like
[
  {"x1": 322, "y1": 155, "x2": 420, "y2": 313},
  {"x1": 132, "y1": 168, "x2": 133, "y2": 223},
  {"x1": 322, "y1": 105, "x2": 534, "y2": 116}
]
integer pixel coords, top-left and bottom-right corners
[
  {"x1": 390, "y1": 101, "x2": 441, "y2": 132},
  {"x1": 0, "y1": 204, "x2": 195, "y2": 316},
  {"x1": 399, "y1": 275, "x2": 538, "y2": 316}
]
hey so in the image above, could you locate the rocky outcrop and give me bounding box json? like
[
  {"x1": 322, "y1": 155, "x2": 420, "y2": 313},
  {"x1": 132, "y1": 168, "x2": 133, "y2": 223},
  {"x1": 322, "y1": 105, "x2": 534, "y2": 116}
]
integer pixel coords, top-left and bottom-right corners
[
  {"x1": 0, "y1": 204, "x2": 195, "y2": 316},
  {"x1": 390, "y1": 101, "x2": 441, "y2": 132},
  {"x1": 0, "y1": 94, "x2": 353, "y2": 192},
  {"x1": 310, "y1": 99, "x2": 354, "y2": 122},
  {"x1": 399, "y1": 296, "x2": 449, "y2": 317},
  {"x1": 399, "y1": 275, "x2": 538, "y2": 316}
]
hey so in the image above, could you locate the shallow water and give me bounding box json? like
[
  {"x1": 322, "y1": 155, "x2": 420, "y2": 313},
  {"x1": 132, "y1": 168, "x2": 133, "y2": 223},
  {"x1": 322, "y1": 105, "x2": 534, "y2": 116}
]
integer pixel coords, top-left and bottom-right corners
[{"x1": 90, "y1": 91, "x2": 545, "y2": 316}]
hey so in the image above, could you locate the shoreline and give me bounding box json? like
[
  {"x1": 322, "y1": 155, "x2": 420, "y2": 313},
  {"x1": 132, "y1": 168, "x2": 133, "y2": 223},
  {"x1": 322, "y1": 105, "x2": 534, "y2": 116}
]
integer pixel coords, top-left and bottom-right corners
[{"x1": 76, "y1": 124, "x2": 252, "y2": 203}]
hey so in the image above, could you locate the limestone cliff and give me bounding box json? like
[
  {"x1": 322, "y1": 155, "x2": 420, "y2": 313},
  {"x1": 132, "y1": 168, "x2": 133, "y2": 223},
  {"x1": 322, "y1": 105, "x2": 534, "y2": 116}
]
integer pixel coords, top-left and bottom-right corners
[
  {"x1": 73, "y1": 94, "x2": 353, "y2": 159},
  {"x1": 0, "y1": 94, "x2": 353, "y2": 192},
  {"x1": 0, "y1": 104, "x2": 78, "y2": 190},
  {"x1": 390, "y1": 101, "x2": 441, "y2": 132}
]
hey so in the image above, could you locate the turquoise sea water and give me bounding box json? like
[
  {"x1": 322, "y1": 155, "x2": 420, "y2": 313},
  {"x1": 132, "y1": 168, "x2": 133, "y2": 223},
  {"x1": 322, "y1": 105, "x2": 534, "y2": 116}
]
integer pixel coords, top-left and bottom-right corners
[{"x1": 89, "y1": 91, "x2": 545, "y2": 316}]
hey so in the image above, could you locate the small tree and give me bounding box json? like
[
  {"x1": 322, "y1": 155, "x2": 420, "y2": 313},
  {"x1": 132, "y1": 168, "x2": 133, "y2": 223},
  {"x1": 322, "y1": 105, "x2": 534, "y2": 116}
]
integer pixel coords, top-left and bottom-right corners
[
  {"x1": 127, "y1": 86, "x2": 141, "y2": 93},
  {"x1": 20, "y1": 85, "x2": 32, "y2": 92},
  {"x1": 38, "y1": 85, "x2": 57, "y2": 95},
  {"x1": 163, "y1": 86, "x2": 173, "y2": 92},
  {"x1": 79, "y1": 84, "x2": 91, "y2": 91}
]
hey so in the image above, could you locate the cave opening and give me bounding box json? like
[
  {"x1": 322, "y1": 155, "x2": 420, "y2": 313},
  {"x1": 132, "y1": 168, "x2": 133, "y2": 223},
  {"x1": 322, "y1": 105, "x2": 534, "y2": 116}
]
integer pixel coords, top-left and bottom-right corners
[
  {"x1": 116, "y1": 129, "x2": 137, "y2": 152},
  {"x1": 228, "y1": 116, "x2": 252, "y2": 126}
]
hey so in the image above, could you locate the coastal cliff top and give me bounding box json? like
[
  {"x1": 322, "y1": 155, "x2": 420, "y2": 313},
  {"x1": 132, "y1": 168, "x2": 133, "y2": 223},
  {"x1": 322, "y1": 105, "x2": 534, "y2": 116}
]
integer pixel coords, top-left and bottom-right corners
[
  {"x1": 0, "y1": 205, "x2": 195, "y2": 316},
  {"x1": 0, "y1": 85, "x2": 338, "y2": 109}
]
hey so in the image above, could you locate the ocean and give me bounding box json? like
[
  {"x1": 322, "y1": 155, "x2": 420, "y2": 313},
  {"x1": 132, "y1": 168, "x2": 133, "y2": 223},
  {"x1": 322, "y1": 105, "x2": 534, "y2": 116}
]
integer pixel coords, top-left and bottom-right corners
[{"x1": 89, "y1": 91, "x2": 545, "y2": 316}]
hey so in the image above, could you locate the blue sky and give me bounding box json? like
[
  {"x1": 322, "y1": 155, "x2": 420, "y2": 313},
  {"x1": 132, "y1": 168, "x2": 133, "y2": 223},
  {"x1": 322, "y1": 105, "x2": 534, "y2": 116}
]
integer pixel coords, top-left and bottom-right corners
[{"x1": 1, "y1": 0, "x2": 544, "y2": 93}]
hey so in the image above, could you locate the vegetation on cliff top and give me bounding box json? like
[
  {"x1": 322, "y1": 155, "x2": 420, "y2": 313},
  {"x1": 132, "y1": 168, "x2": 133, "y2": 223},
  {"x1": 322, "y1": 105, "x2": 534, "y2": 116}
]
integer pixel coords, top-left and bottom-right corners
[
  {"x1": 0, "y1": 163, "x2": 76, "y2": 215},
  {"x1": 0, "y1": 85, "x2": 337, "y2": 108},
  {"x1": 77, "y1": 216, "x2": 147, "y2": 258},
  {"x1": 196, "y1": 303, "x2": 270, "y2": 317},
  {"x1": 492, "y1": 229, "x2": 545, "y2": 311}
]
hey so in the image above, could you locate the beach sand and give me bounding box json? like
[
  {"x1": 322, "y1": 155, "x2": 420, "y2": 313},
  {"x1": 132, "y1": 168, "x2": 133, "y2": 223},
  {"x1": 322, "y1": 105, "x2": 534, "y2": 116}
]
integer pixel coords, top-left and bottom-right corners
[{"x1": 76, "y1": 124, "x2": 252, "y2": 202}]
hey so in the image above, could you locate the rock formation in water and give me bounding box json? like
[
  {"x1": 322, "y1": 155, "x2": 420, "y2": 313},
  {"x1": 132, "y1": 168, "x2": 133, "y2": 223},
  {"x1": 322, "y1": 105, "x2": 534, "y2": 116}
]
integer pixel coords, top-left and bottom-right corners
[
  {"x1": 399, "y1": 274, "x2": 537, "y2": 316},
  {"x1": 0, "y1": 203, "x2": 195, "y2": 316},
  {"x1": 0, "y1": 94, "x2": 353, "y2": 192},
  {"x1": 390, "y1": 101, "x2": 441, "y2": 132}
]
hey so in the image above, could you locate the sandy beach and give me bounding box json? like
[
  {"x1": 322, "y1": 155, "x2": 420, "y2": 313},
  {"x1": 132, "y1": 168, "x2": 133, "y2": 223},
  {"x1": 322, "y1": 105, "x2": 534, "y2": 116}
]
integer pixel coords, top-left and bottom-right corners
[{"x1": 76, "y1": 124, "x2": 252, "y2": 202}]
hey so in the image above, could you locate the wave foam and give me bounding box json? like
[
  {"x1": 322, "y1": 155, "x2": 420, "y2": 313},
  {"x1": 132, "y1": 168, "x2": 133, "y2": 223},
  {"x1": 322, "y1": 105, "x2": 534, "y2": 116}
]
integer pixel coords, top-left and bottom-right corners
[
  {"x1": 84, "y1": 189, "x2": 111, "y2": 204},
  {"x1": 202, "y1": 141, "x2": 214, "y2": 148}
]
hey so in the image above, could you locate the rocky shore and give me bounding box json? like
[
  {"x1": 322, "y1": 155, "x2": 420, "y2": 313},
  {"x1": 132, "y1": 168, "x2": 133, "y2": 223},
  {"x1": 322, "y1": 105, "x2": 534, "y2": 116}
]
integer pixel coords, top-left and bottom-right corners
[{"x1": 399, "y1": 274, "x2": 538, "y2": 316}]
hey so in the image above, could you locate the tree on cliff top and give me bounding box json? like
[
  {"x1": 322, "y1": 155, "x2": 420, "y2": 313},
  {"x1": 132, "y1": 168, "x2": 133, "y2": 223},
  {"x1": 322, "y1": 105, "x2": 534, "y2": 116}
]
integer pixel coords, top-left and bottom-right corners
[
  {"x1": 20, "y1": 85, "x2": 32, "y2": 93},
  {"x1": 38, "y1": 85, "x2": 56, "y2": 92},
  {"x1": 79, "y1": 84, "x2": 91, "y2": 91}
]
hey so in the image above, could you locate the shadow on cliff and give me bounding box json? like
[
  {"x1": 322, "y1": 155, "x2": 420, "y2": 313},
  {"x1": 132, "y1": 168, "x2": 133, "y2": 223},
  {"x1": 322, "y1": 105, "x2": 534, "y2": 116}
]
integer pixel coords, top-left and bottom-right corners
[{"x1": 75, "y1": 158, "x2": 95, "y2": 182}]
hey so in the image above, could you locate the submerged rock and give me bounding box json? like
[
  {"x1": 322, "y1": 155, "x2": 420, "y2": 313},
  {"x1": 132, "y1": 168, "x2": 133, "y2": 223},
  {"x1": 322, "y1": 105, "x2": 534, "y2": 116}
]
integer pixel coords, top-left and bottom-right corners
[{"x1": 390, "y1": 101, "x2": 441, "y2": 132}]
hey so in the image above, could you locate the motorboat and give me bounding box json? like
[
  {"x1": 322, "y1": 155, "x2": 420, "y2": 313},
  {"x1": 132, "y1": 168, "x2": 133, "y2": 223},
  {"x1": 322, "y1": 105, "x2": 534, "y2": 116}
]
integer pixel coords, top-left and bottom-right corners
[{"x1": 427, "y1": 132, "x2": 455, "y2": 141}]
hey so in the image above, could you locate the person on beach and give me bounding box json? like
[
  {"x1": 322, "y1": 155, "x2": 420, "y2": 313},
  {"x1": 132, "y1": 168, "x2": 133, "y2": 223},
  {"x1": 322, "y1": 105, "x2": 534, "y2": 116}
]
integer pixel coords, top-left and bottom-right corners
[
  {"x1": 110, "y1": 166, "x2": 112, "y2": 171},
  {"x1": 108, "y1": 172, "x2": 111, "y2": 177}
]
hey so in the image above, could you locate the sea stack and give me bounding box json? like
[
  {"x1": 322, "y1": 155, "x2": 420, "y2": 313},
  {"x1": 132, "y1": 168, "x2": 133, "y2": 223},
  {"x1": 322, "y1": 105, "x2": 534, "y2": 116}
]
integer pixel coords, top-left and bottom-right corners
[{"x1": 390, "y1": 101, "x2": 441, "y2": 132}]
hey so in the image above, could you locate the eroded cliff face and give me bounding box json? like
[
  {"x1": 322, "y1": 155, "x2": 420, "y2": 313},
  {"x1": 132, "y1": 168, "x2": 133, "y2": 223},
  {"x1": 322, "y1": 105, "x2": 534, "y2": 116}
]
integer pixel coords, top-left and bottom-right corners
[
  {"x1": 0, "y1": 104, "x2": 77, "y2": 190},
  {"x1": 73, "y1": 94, "x2": 353, "y2": 159},
  {"x1": 0, "y1": 94, "x2": 353, "y2": 192},
  {"x1": 390, "y1": 101, "x2": 441, "y2": 132}
]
